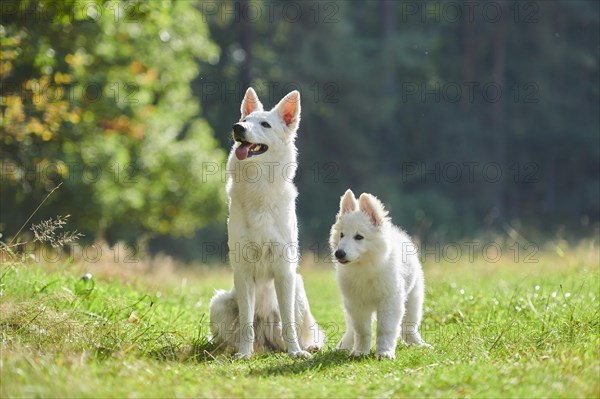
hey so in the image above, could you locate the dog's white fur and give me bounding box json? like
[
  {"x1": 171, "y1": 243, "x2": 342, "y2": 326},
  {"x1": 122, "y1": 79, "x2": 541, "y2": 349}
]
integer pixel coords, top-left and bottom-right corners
[
  {"x1": 209, "y1": 88, "x2": 324, "y2": 359},
  {"x1": 330, "y1": 189, "x2": 431, "y2": 359}
]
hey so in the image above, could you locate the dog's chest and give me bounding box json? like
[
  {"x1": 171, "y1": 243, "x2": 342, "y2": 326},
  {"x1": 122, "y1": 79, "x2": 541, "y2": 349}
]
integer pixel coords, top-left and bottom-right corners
[{"x1": 228, "y1": 180, "x2": 298, "y2": 254}]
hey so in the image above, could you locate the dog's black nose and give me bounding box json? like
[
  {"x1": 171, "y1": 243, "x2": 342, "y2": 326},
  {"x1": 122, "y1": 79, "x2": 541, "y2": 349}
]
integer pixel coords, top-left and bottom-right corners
[
  {"x1": 233, "y1": 123, "x2": 246, "y2": 135},
  {"x1": 335, "y1": 249, "x2": 346, "y2": 260},
  {"x1": 232, "y1": 123, "x2": 246, "y2": 142}
]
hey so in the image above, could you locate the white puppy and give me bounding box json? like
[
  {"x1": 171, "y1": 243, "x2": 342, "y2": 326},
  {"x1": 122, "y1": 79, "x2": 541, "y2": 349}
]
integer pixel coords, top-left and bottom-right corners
[
  {"x1": 209, "y1": 88, "x2": 324, "y2": 359},
  {"x1": 330, "y1": 189, "x2": 431, "y2": 359}
]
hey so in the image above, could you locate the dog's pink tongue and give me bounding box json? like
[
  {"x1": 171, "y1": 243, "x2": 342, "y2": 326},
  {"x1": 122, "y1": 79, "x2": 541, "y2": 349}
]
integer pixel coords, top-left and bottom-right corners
[{"x1": 235, "y1": 143, "x2": 252, "y2": 160}]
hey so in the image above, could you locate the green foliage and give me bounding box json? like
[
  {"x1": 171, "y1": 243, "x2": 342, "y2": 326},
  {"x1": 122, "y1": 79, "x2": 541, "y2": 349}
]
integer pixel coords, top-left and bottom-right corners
[
  {"x1": 1, "y1": 0, "x2": 226, "y2": 243},
  {"x1": 1, "y1": 243, "x2": 599, "y2": 397}
]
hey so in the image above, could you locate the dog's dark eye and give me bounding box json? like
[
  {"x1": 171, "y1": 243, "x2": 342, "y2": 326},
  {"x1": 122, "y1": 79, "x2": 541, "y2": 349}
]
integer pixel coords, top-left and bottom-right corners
[
  {"x1": 354, "y1": 234, "x2": 364, "y2": 240},
  {"x1": 261, "y1": 121, "x2": 271, "y2": 128},
  {"x1": 340, "y1": 233, "x2": 345, "y2": 238}
]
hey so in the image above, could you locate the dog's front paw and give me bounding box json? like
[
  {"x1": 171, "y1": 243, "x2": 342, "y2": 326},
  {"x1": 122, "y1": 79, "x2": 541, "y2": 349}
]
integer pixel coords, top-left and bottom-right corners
[
  {"x1": 334, "y1": 346, "x2": 352, "y2": 354},
  {"x1": 305, "y1": 344, "x2": 322, "y2": 353},
  {"x1": 376, "y1": 350, "x2": 396, "y2": 360},
  {"x1": 233, "y1": 352, "x2": 253, "y2": 360},
  {"x1": 288, "y1": 350, "x2": 311, "y2": 359},
  {"x1": 351, "y1": 350, "x2": 370, "y2": 358}
]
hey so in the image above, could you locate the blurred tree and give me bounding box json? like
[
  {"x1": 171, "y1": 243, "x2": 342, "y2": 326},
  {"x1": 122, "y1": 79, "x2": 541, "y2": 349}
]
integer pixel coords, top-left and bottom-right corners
[
  {"x1": 1, "y1": 0, "x2": 226, "y2": 245},
  {"x1": 196, "y1": 0, "x2": 599, "y2": 252}
]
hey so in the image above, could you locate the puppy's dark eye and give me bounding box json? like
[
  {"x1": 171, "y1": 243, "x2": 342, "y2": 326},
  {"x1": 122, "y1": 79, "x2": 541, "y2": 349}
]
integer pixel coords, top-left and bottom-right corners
[
  {"x1": 340, "y1": 233, "x2": 345, "y2": 238},
  {"x1": 261, "y1": 121, "x2": 271, "y2": 128},
  {"x1": 354, "y1": 234, "x2": 364, "y2": 240}
]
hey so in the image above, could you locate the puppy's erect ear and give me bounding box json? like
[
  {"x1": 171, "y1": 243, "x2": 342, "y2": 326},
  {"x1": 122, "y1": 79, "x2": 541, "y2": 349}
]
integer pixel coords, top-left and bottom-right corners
[
  {"x1": 339, "y1": 189, "x2": 358, "y2": 216},
  {"x1": 241, "y1": 87, "x2": 263, "y2": 120},
  {"x1": 274, "y1": 90, "x2": 301, "y2": 131},
  {"x1": 359, "y1": 193, "x2": 388, "y2": 227}
]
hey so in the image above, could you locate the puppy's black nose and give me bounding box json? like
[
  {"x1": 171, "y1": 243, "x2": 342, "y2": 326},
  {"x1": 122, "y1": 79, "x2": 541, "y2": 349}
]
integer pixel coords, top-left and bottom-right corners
[{"x1": 335, "y1": 249, "x2": 346, "y2": 260}]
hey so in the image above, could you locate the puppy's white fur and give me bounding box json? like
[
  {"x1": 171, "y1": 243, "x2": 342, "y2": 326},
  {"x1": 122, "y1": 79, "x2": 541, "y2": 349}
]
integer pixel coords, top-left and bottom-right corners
[
  {"x1": 209, "y1": 88, "x2": 324, "y2": 359},
  {"x1": 330, "y1": 189, "x2": 431, "y2": 359}
]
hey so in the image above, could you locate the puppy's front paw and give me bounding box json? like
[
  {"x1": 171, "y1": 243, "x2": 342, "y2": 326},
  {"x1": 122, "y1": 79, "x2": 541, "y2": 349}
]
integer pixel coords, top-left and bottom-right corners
[
  {"x1": 288, "y1": 350, "x2": 311, "y2": 359},
  {"x1": 406, "y1": 338, "x2": 434, "y2": 349},
  {"x1": 376, "y1": 350, "x2": 396, "y2": 360},
  {"x1": 351, "y1": 350, "x2": 370, "y2": 358},
  {"x1": 233, "y1": 352, "x2": 252, "y2": 360}
]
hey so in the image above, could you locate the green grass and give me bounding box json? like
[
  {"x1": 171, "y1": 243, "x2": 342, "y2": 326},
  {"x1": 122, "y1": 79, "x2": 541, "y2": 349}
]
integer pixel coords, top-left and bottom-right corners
[{"x1": 1, "y1": 242, "x2": 599, "y2": 398}]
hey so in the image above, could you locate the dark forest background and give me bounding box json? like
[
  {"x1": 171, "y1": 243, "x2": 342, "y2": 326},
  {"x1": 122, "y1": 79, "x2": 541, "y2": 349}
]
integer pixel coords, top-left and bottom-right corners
[{"x1": 1, "y1": 0, "x2": 598, "y2": 262}]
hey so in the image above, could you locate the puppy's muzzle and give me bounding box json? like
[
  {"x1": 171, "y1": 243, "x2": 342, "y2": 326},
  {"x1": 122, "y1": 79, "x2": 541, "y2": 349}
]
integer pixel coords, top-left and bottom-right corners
[
  {"x1": 232, "y1": 123, "x2": 246, "y2": 142},
  {"x1": 335, "y1": 249, "x2": 346, "y2": 261}
]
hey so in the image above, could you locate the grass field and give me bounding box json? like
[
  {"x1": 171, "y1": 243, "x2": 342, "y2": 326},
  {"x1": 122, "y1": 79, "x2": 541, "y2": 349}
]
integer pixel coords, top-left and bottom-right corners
[{"x1": 1, "y1": 240, "x2": 599, "y2": 398}]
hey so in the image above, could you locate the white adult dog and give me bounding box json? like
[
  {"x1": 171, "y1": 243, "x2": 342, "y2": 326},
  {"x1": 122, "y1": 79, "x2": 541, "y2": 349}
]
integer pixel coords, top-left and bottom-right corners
[
  {"x1": 209, "y1": 88, "x2": 324, "y2": 359},
  {"x1": 330, "y1": 189, "x2": 431, "y2": 359}
]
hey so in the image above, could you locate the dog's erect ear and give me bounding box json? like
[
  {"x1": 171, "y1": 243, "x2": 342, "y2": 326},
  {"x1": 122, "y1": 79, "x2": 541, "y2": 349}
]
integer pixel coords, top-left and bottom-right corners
[
  {"x1": 339, "y1": 189, "x2": 358, "y2": 216},
  {"x1": 274, "y1": 90, "x2": 301, "y2": 131},
  {"x1": 240, "y1": 87, "x2": 263, "y2": 120},
  {"x1": 359, "y1": 193, "x2": 388, "y2": 227}
]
